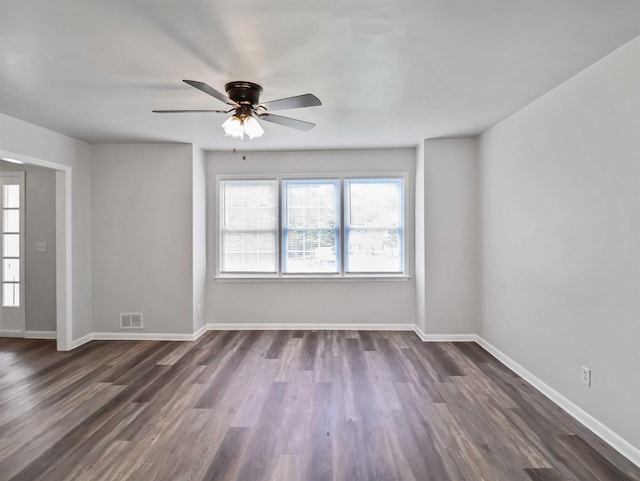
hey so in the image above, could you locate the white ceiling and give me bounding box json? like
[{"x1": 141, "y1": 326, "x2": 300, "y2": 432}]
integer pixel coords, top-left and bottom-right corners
[{"x1": 1, "y1": 0, "x2": 640, "y2": 151}]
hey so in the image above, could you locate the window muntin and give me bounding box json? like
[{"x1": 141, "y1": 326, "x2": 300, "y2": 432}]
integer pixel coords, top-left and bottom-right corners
[
  {"x1": 218, "y1": 175, "x2": 406, "y2": 278},
  {"x1": 282, "y1": 180, "x2": 340, "y2": 274}
]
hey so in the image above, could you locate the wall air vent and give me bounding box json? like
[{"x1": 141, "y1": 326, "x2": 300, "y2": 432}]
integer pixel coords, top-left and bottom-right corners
[{"x1": 120, "y1": 312, "x2": 144, "y2": 329}]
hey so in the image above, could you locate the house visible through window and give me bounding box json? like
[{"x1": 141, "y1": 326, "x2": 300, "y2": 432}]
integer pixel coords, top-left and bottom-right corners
[{"x1": 218, "y1": 175, "x2": 406, "y2": 277}]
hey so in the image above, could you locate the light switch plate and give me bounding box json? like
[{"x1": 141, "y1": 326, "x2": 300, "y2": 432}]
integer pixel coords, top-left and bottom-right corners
[{"x1": 36, "y1": 242, "x2": 47, "y2": 253}]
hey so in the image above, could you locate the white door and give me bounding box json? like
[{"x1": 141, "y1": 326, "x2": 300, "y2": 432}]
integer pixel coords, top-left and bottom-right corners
[{"x1": 0, "y1": 172, "x2": 25, "y2": 336}]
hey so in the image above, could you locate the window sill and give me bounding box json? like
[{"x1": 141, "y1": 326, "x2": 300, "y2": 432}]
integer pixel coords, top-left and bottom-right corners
[{"x1": 214, "y1": 275, "x2": 411, "y2": 283}]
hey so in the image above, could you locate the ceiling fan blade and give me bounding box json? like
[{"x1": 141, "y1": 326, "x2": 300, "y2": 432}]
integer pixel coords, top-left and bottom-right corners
[
  {"x1": 258, "y1": 113, "x2": 316, "y2": 131},
  {"x1": 260, "y1": 93, "x2": 321, "y2": 111},
  {"x1": 183, "y1": 80, "x2": 237, "y2": 106},
  {"x1": 153, "y1": 109, "x2": 231, "y2": 113}
]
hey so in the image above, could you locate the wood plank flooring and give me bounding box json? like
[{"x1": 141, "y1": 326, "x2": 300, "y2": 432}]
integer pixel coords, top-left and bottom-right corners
[{"x1": 1, "y1": 331, "x2": 639, "y2": 481}]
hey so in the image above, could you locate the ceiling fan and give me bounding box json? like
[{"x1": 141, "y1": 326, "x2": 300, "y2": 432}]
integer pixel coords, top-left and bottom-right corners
[{"x1": 153, "y1": 80, "x2": 321, "y2": 139}]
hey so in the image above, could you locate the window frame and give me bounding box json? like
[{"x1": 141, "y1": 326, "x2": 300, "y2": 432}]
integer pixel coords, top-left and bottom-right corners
[{"x1": 215, "y1": 172, "x2": 410, "y2": 280}]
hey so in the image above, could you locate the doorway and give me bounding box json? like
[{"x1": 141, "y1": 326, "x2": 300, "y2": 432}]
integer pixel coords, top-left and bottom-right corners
[{"x1": 0, "y1": 151, "x2": 71, "y2": 350}]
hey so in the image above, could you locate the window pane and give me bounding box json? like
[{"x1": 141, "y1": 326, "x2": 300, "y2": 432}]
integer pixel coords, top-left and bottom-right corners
[
  {"x1": 222, "y1": 231, "x2": 276, "y2": 272},
  {"x1": 222, "y1": 181, "x2": 277, "y2": 229},
  {"x1": 345, "y1": 179, "x2": 404, "y2": 274},
  {"x1": 347, "y1": 229, "x2": 402, "y2": 273},
  {"x1": 2, "y1": 210, "x2": 19, "y2": 233},
  {"x1": 2, "y1": 234, "x2": 19, "y2": 257},
  {"x1": 283, "y1": 180, "x2": 339, "y2": 273},
  {"x1": 220, "y1": 180, "x2": 277, "y2": 273},
  {"x1": 285, "y1": 181, "x2": 338, "y2": 228},
  {"x1": 285, "y1": 230, "x2": 337, "y2": 273},
  {"x1": 3, "y1": 259, "x2": 19, "y2": 282},
  {"x1": 2, "y1": 283, "x2": 19, "y2": 307},
  {"x1": 3, "y1": 185, "x2": 19, "y2": 208},
  {"x1": 348, "y1": 180, "x2": 402, "y2": 228}
]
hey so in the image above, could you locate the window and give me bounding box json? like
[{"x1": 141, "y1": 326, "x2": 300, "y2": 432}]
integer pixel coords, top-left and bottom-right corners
[
  {"x1": 2, "y1": 184, "x2": 21, "y2": 306},
  {"x1": 218, "y1": 175, "x2": 406, "y2": 278},
  {"x1": 345, "y1": 179, "x2": 404, "y2": 273},
  {"x1": 282, "y1": 180, "x2": 340, "y2": 274},
  {"x1": 219, "y1": 180, "x2": 277, "y2": 273}
]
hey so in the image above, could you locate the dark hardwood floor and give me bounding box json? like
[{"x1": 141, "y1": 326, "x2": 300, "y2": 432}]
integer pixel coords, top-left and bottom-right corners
[{"x1": 0, "y1": 331, "x2": 638, "y2": 481}]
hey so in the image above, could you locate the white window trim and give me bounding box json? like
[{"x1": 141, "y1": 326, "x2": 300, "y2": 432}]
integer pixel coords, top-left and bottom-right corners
[{"x1": 215, "y1": 172, "x2": 411, "y2": 281}]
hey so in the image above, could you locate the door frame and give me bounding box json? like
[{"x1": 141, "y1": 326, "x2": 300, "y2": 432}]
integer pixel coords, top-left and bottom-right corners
[{"x1": 0, "y1": 149, "x2": 72, "y2": 351}]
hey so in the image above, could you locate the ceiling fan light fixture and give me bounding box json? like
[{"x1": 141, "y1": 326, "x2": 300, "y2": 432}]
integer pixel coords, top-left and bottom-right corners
[
  {"x1": 243, "y1": 116, "x2": 264, "y2": 139},
  {"x1": 221, "y1": 115, "x2": 245, "y2": 139},
  {"x1": 221, "y1": 113, "x2": 264, "y2": 140}
]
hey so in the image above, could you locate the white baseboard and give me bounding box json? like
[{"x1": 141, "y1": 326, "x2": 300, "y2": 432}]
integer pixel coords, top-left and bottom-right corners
[
  {"x1": 193, "y1": 324, "x2": 208, "y2": 340},
  {"x1": 92, "y1": 331, "x2": 199, "y2": 342},
  {"x1": 70, "y1": 333, "x2": 93, "y2": 350},
  {"x1": 413, "y1": 326, "x2": 477, "y2": 342},
  {"x1": 476, "y1": 336, "x2": 640, "y2": 468},
  {"x1": 205, "y1": 322, "x2": 416, "y2": 331},
  {"x1": 69, "y1": 331, "x2": 201, "y2": 349},
  {"x1": 25, "y1": 330, "x2": 56, "y2": 340},
  {"x1": 0, "y1": 329, "x2": 25, "y2": 338}
]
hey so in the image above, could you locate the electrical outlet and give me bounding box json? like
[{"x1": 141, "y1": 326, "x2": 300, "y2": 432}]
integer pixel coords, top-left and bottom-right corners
[
  {"x1": 36, "y1": 241, "x2": 47, "y2": 253},
  {"x1": 581, "y1": 366, "x2": 591, "y2": 387}
]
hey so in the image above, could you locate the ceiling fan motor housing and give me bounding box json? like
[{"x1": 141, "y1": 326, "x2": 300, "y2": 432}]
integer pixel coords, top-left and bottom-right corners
[{"x1": 225, "y1": 81, "x2": 263, "y2": 106}]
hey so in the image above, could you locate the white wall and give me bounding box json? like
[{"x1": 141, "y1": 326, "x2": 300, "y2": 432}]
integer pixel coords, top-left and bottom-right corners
[
  {"x1": 420, "y1": 138, "x2": 480, "y2": 335},
  {"x1": 0, "y1": 113, "x2": 92, "y2": 341},
  {"x1": 91, "y1": 144, "x2": 194, "y2": 334},
  {"x1": 0, "y1": 162, "x2": 56, "y2": 332},
  {"x1": 480, "y1": 36, "x2": 640, "y2": 450},
  {"x1": 206, "y1": 149, "x2": 416, "y2": 327},
  {"x1": 192, "y1": 146, "x2": 207, "y2": 332},
  {"x1": 414, "y1": 142, "x2": 426, "y2": 332}
]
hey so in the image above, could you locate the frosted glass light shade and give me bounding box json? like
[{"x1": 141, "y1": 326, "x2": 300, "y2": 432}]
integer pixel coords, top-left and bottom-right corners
[
  {"x1": 243, "y1": 116, "x2": 264, "y2": 139},
  {"x1": 221, "y1": 116, "x2": 244, "y2": 139},
  {"x1": 221, "y1": 115, "x2": 264, "y2": 140}
]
